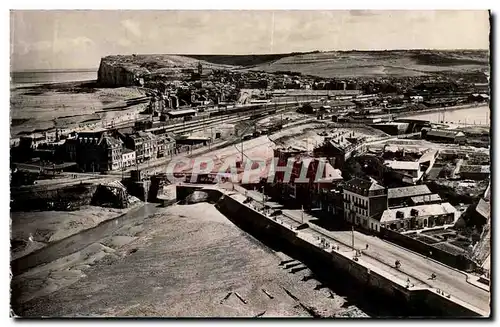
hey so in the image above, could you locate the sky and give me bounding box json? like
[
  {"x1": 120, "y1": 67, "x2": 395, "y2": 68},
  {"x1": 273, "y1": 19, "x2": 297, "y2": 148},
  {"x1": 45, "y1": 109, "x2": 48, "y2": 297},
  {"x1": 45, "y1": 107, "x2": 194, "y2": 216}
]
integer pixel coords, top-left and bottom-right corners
[{"x1": 10, "y1": 10, "x2": 490, "y2": 71}]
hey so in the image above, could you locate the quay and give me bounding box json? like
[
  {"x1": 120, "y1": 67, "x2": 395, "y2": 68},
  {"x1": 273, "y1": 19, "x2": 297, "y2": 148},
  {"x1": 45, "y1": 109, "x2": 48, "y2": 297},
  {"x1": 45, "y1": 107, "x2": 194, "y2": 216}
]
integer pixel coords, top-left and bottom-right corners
[{"x1": 176, "y1": 184, "x2": 490, "y2": 317}]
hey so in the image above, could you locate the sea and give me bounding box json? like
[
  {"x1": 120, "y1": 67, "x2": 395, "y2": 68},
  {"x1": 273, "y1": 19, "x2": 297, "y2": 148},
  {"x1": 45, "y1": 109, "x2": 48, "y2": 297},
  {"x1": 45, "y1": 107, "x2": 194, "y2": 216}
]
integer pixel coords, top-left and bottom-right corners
[
  {"x1": 404, "y1": 105, "x2": 491, "y2": 126},
  {"x1": 10, "y1": 70, "x2": 97, "y2": 87}
]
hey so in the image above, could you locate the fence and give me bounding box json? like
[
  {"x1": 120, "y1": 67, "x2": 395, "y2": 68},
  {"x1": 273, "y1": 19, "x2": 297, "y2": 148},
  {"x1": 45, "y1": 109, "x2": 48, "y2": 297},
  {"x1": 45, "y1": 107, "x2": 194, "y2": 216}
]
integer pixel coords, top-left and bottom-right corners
[{"x1": 379, "y1": 227, "x2": 477, "y2": 272}]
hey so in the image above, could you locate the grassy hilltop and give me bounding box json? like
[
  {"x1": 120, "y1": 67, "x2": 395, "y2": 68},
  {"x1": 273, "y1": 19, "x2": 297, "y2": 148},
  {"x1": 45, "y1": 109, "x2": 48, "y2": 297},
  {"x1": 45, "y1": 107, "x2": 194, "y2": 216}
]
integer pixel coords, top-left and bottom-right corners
[{"x1": 101, "y1": 49, "x2": 489, "y2": 79}]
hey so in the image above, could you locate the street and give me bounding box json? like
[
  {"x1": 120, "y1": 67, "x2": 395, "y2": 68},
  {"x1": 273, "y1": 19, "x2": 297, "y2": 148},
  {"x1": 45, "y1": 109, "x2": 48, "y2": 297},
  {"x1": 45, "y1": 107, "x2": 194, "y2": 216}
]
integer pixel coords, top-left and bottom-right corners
[
  {"x1": 283, "y1": 209, "x2": 490, "y2": 315},
  {"x1": 236, "y1": 188, "x2": 489, "y2": 315}
]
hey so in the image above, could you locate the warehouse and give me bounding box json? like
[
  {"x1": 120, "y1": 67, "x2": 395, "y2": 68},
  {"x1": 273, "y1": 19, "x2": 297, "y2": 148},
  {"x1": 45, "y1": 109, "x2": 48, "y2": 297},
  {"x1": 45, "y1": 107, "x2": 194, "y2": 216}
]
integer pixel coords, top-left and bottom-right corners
[{"x1": 421, "y1": 128, "x2": 466, "y2": 144}]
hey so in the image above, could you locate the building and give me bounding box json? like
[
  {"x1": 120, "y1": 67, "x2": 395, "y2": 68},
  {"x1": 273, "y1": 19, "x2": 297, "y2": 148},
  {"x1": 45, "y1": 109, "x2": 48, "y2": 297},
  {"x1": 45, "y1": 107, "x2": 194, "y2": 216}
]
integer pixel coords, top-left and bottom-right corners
[
  {"x1": 350, "y1": 113, "x2": 393, "y2": 124},
  {"x1": 18, "y1": 132, "x2": 59, "y2": 153},
  {"x1": 137, "y1": 131, "x2": 157, "y2": 161},
  {"x1": 100, "y1": 134, "x2": 123, "y2": 171},
  {"x1": 75, "y1": 130, "x2": 106, "y2": 172},
  {"x1": 387, "y1": 185, "x2": 432, "y2": 208},
  {"x1": 319, "y1": 188, "x2": 344, "y2": 217},
  {"x1": 284, "y1": 158, "x2": 341, "y2": 205},
  {"x1": 384, "y1": 160, "x2": 423, "y2": 184},
  {"x1": 421, "y1": 128, "x2": 466, "y2": 144},
  {"x1": 274, "y1": 147, "x2": 307, "y2": 163},
  {"x1": 314, "y1": 135, "x2": 356, "y2": 170},
  {"x1": 475, "y1": 198, "x2": 490, "y2": 224},
  {"x1": 379, "y1": 202, "x2": 457, "y2": 231},
  {"x1": 154, "y1": 133, "x2": 176, "y2": 158},
  {"x1": 76, "y1": 131, "x2": 123, "y2": 172},
  {"x1": 370, "y1": 122, "x2": 409, "y2": 135},
  {"x1": 123, "y1": 133, "x2": 145, "y2": 163},
  {"x1": 166, "y1": 109, "x2": 197, "y2": 120},
  {"x1": 343, "y1": 178, "x2": 388, "y2": 232},
  {"x1": 64, "y1": 138, "x2": 78, "y2": 162},
  {"x1": 458, "y1": 165, "x2": 490, "y2": 180},
  {"x1": 384, "y1": 160, "x2": 424, "y2": 184},
  {"x1": 267, "y1": 149, "x2": 342, "y2": 209},
  {"x1": 122, "y1": 148, "x2": 136, "y2": 168}
]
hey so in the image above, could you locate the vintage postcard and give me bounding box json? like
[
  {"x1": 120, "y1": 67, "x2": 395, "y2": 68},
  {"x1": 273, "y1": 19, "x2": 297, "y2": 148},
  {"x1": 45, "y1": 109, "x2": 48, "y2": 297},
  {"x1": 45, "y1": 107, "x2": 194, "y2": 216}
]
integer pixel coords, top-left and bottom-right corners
[{"x1": 10, "y1": 10, "x2": 490, "y2": 318}]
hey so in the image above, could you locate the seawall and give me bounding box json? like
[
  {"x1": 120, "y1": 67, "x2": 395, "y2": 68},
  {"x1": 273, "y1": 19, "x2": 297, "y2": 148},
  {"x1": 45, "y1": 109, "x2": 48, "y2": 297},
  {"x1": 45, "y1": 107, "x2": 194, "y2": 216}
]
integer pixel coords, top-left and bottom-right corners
[
  {"x1": 177, "y1": 185, "x2": 484, "y2": 317},
  {"x1": 10, "y1": 183, "x2": 99, "y2": 211}
]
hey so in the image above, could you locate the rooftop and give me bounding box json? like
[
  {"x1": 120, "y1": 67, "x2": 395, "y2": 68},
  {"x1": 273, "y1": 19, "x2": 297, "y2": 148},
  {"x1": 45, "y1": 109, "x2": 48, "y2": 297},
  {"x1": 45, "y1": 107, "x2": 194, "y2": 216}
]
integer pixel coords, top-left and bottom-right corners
[
  {"x1": 426, "y1": 129, "x2": 465, "y2": 138},
  {"x1": 410, "y1": 194, "x2": 442, "y2": 205},
  {"x1": 388, "y1": 185, "x2": 432, "y2": 199},
  {"x1": 137, "y1": 131, "x2": 156, "y2": 141},
  {"x1": 317, "y1": 164, "x2": 343, "y2": 182},
  {"x1": 345, "y1": 177, "x2": 385, "y2": 192},
  {"x1": 99, "y1": 134, "x2": 123, "y2": 148},
  {"x1": 384, "y1": 160, "x2": 421, "y2": 171},
  {"x1": 379, "y1": 202, "x2": 456, "y2": 223},
  {"x1": 167, "y1": 109, "x2": 197, "y2": 116},
  {"x1": 327, "y1": 137, "x2": 352, "y2": 150},
  {"x1": 476, "y1": 198, "x2": 490, "y2": 220}
]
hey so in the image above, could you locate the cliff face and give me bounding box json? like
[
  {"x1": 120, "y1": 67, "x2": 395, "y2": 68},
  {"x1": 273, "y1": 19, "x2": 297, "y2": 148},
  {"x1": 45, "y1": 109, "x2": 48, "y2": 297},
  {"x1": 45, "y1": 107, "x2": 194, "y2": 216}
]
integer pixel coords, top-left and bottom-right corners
[
  {"x1": 97, "y1": 58, "x2": 143, "y2": 87},
  {"x1": 96, "y1": 54, "x2": 227, "y2": 87}
]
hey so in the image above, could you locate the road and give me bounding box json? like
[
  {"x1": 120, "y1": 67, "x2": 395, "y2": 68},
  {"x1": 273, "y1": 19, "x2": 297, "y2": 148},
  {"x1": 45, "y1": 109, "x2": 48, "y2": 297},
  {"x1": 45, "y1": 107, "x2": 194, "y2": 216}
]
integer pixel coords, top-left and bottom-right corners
[
  {"x1": 283, "y1": 209, "x2": 490, "y2": 315},
  {"x1": 237, "y1": 189, "x2": 489, "y2": 315}
]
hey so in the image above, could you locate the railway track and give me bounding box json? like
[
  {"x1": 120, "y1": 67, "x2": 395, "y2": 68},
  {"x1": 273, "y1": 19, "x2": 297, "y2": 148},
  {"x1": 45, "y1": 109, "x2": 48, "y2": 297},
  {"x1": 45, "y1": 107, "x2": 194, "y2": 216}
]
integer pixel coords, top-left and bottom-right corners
[{"x1": 145, "y1": 102, "x2": 306, "y2": 135}]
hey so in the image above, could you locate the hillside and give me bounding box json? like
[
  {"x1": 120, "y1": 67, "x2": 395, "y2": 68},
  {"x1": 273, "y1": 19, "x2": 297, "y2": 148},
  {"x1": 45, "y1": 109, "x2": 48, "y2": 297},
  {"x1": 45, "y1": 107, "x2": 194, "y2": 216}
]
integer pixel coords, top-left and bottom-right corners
[
  {"x1": 97, "y1": 50, "x2": 489, "y2": 86},
  {"x1": 247, "y1": 50, "x2": 489, "y2": 78}
]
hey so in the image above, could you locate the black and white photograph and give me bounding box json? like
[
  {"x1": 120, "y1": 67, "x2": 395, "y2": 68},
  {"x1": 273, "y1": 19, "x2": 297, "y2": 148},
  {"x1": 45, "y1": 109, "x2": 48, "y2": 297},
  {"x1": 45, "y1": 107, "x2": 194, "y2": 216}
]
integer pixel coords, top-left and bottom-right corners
[{"x1": 9, "y1": 9, "x2": 491, "y2": 318}]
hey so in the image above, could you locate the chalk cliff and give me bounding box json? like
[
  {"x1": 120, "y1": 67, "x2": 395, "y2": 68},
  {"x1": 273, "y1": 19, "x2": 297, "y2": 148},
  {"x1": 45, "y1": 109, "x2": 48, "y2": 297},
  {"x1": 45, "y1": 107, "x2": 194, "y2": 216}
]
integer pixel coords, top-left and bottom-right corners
[{"x1": 97, "y1": 54, "x2": 233, "y2": 87}]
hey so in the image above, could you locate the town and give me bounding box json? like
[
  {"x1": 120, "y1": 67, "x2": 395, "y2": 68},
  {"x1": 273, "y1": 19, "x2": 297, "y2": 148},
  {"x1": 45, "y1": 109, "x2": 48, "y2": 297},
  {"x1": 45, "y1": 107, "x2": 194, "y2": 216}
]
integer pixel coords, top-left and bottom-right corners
[{"x1": 11, "y1": 50, "x2": 490, "y2": 318}]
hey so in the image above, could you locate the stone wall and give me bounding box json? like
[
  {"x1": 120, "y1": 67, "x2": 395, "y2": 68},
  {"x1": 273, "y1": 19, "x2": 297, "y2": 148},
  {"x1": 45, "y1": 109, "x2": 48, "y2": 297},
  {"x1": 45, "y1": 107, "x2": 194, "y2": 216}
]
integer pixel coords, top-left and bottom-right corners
[
  {"x1": 11, "y1": 183, "x2": 99, "y2": 211},
  {"x1": 175, "y1": 185, "x2": 483, "y2": 317}
]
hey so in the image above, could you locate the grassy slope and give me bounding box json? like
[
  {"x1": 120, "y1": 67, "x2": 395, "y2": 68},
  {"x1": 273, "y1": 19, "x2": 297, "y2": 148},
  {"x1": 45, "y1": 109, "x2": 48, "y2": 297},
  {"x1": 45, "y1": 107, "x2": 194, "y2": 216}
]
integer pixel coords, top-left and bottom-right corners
[
  {"x1": 103, "y1": 50, "x2": 489, "y2": 79},
  {"x1": 249, "y1": 50, "x2": 489, "y2": 78}
]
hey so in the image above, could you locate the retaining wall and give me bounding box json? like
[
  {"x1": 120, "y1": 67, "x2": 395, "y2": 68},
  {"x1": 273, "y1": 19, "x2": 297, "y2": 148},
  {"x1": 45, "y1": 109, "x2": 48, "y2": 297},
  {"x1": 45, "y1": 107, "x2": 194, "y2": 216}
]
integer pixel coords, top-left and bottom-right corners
[
  {"x1": 380, "y1": 227, "x2": 476, "y2": 272},
  {"x1": 176, "y1": 185, "x2": 484, "y2": 317},
  {"x1": 11, "y1": 183, "x2": 99, "y2": 211}
]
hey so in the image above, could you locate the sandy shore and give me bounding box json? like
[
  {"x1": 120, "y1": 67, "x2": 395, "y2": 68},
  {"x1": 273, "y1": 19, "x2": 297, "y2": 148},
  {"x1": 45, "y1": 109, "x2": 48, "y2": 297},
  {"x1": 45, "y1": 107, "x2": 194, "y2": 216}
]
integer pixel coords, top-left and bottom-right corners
[
  {"x1": 10, "y1": 82, "x2": 146, "y2": 136},
  {"x1": 11, "y1": 203, "x2": 363, "y2": 317},
  {"x1": 11, "y1": 204, "x2": 141, "y2": 261}
]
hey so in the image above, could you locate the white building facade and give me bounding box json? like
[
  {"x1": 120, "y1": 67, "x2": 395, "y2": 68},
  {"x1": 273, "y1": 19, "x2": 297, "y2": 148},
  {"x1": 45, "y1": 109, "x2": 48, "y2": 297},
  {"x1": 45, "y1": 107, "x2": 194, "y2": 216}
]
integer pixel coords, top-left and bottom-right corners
[{"x1": 343, "y1": 178, "x2": 388, "y2": 233}]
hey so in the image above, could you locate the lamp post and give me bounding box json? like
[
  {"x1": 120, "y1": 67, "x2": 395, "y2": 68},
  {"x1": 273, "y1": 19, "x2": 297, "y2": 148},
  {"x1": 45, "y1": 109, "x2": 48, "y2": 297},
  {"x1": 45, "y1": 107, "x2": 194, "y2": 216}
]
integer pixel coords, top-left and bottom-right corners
[{"x1": 352, "y1": 226, "x2": 355, "y2": 251}]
